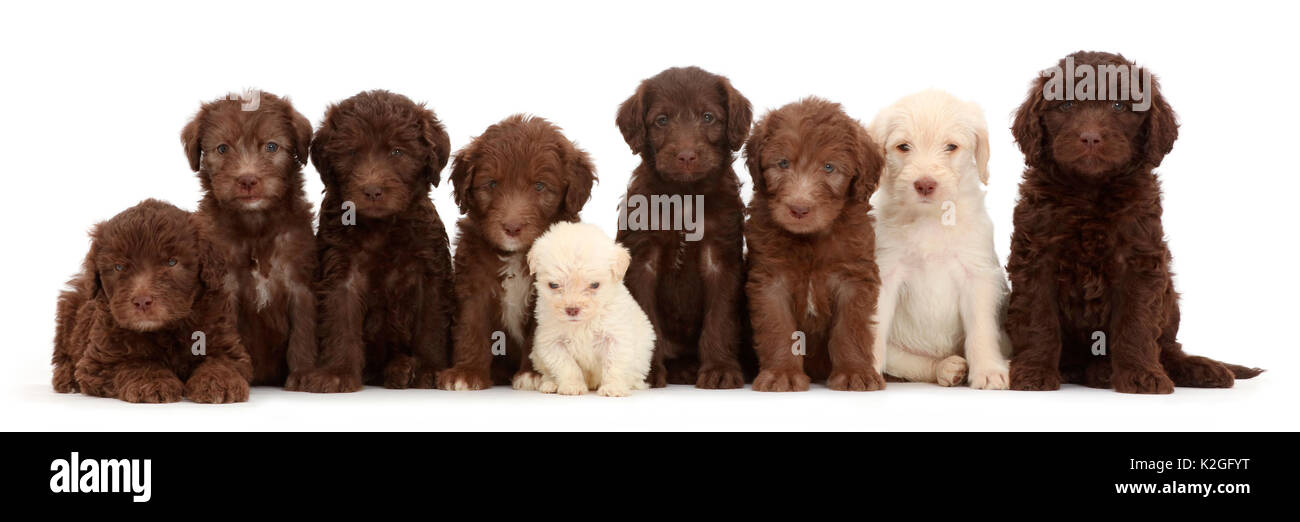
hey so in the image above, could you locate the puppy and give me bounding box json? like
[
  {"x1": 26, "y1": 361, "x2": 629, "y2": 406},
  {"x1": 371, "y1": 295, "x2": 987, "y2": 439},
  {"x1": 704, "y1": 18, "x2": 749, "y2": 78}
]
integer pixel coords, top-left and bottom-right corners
[
  {"x1": 527, "y1": 222, "x2": 654, "y2": 397},
  {"x1": 1006, "y1": 51, "x2": 1262, "y2": 393},
  {"x1": 437, "y1": 115, "x2": 597, "y2": 391},
  {"x1": 867, "y1": 90, "x2": 1011, "y2": 389},
  {"x1": 303, "y1": 90, "x2": 455, "y2": 392},
  {"x1": 181, "y1": 90, "x2": 317, "y2": 389},
  {"x1": 744, "y1": 97, "x2": 885, "y2": 391},
  {"x1": 615, "y1": 66, "x2": 752, "y2": 388},
  {"x1": 53, "y1": 200, "x2": 252, "y2": 403}
]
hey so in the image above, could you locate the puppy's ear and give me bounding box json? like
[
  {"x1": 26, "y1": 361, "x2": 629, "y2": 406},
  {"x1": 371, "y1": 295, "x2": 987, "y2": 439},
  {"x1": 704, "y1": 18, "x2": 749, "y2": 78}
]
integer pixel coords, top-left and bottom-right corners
[
  {"x1": 287, "y1": 105, "x2": 313, "y2": 167},
  {"x1": 1011, "y1": 75, "x2": 1050, "y2": 169},
  {"x1": 561, "y1": 142, "x2": 597, "y2": 220},
  {"x1": 449, "y1": 142, "x2": 476, "y2": 215},
  {"x1": 611, "y1": 243, "x2": 632, "y2": 282},
  {"x1": 850, "y1": 123, "x2": 884, "y2": 202},
  {"x1": 180, "y1": 108, "x2": 205, "y2": 172},
  {"x1": 189, "y1": 214, "x2": 229, "y2": 295},
  {"x1": 77, "y1": 225, "x2": 104, "y2": 300},
  {"x1": 1139, "y1": 74, "x2": 1179, "y2": 169},
  {"x1": 420, "y1": 108, "x2": 452, "y2": 187},
  {"x1": 616, "y1": 84, "x2": 648, "y2": 155},
  {"x1": 743, "y1": 117, "x2": 768, "y2": 196},
  {"x1": 310, "y1": 106, "x2": 336, "y2": 187},
  {"x1": 720, "y1": 77, "x2": 753, "y2": 152},
  {"x1": 973, "y1": 116, "x2": 991, "y2": 185}
]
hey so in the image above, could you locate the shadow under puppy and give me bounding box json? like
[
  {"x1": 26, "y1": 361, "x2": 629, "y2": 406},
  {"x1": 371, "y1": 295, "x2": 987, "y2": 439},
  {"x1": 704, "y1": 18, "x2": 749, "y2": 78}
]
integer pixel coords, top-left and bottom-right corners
[
  {"x1": 181, "y1": 90, "x2": 317, "y2": 389},
  {"x1": 53, "y1": 200, "x2": 252, "y2": 403},
  {"x1": 868, "y1": 90, "x2": 1011, "y2": 389},
  {"x1": 744, "y1": 97, "x2": 885, "y2": 391},
  {"x1": 1005, "y1": 51, "x2": 1262, "y2": 393},
  {"x1": 437, "y1": 115, "x2": 596, "y2": 391},
  {"x1": 615, "y1": 66, "x2": 753, "y2": 388},
  {"x1": 528, "y1": 222, "x2": 654, "y2": 397},
  {"x1": 303, "y1": 90, "x2": 455, "y2": 392}
]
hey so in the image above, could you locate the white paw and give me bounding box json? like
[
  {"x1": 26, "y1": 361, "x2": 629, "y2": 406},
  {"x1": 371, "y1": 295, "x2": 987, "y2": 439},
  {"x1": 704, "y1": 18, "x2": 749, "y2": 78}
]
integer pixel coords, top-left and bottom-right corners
[
  {"x1": 556, "y1": 381, "x2": 586, "y2": 396},
  {"x1": 935, "y1": 355, "x2": 968, "y2": 387},
  {"x1": 597, "y1": 382, "x2": 632, "y2": 397},
  {"x1": 538, "y1": 379, "x2": 558, "y2": 394},
  {"x1": 511, "y1": 371, "x2": 542, "y2": 391},
  {"x1": 631, "y1": 379, "x2": 648, "y2": 391},
  {"x1": 968, "y1": 362, "x2": 1010, "y2": 390}
]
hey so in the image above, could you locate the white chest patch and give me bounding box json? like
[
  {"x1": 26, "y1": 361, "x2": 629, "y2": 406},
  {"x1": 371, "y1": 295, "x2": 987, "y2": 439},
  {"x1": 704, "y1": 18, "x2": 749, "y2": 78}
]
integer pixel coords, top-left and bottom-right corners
[
  {"x1": 498, "y1": 254, "x2": 533, "y2": 344},
  {"x1": 251, "y1": 269, "x2": 273, "y2": 312},
  {"x1": 805, "y1": 281, "x2": 818, "y2": 318}
]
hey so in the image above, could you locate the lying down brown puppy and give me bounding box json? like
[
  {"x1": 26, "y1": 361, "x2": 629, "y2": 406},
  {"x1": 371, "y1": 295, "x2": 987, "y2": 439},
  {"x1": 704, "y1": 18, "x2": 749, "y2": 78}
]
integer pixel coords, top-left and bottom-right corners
[{"x1": 52, "y1": 199, "x2": 252, "y2": 403}]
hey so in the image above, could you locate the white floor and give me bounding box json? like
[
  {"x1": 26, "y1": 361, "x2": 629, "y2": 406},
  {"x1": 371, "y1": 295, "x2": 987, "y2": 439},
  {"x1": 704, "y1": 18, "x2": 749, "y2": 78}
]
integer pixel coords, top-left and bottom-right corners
[{"x1": 5, "y1": 370, "x2": 1286, "y2": 432}]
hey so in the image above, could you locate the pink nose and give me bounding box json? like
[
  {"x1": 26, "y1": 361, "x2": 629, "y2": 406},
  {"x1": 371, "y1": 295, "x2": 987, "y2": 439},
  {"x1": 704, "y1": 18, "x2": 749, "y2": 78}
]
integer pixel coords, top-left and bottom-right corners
[
  {"x1": 677, "y1": 150, "x2": 697, "y2": 168},
  {"x1": 502, "y1": 222, "x2": 523, "y2": 237},
  {"x1": 1080, "y1": 131, "x2": 1102, "y2": 148},
  {"x1": 133, "y1": 295, "x2": 153, "y2": 311},
  {"x1": 788, "y1": 205, "x2": 810, "y2": 219},
  {"x1": 914, "y1": 177, "x2": 937, "y2": 197},
  {"x1": 363, "y1": 185, "x2": 383, "y2": 200},
  {"x1": 565, "y1": 307, "x2": 580, "y2": 317},
  {"x1": 237, "y1": 176, "x2": 259, "y2": 192}
]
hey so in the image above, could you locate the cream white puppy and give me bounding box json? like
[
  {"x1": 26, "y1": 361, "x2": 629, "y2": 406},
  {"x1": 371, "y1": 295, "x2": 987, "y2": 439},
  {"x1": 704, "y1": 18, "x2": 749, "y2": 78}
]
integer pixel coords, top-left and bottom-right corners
[
  {"x1": 527, "y1": 222, "x2": 654, "y2": 397},
  {"x1": 867, "y1": 90, "x2": 1011, "y2": 389}
]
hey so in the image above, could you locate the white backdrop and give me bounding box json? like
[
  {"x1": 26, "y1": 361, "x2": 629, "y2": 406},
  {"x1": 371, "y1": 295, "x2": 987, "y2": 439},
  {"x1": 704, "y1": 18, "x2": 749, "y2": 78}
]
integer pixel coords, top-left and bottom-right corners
[{"x1": 1, "y1": 0, "x2": 1295, "y2": 431}]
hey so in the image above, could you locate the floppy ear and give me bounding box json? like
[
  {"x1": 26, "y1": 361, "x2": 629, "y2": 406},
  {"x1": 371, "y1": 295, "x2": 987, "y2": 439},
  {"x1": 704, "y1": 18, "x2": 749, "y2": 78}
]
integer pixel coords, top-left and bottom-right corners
[
  {"x1": 180, "y1": 109, "x2": 205, "y2": 172},
  {"x1": 77, "y1": 226, "x2": 104, "y2": 300},
  {"x1": 851, "y1": 124, "x2": 884, "y2": 202},
  {"x1": 420, "y1": 108, "x2": 452, "y2": 188},
  {"x1": 310, "y1": 107, "x2": 336, "y2": 187},
  {"x1": 190, "y1": 214, "x2": 229, "y2": 295},
  {"x1": 611, "y1": 243, "x2": 631, "y2": 282},
  {"x1": 720, "y1": 77, "x2": 753, "y2": 152},
  {"x1": 448, "y1": 143, "x2": 476, "y2": 214},
  {"x1": 743, "y1": 117, "x2": 767, "y2": 196},
  {"x1": 1139, "y1": 74, "x2": 1179, "y2": 169},
  {"x1": 973, "y1": 115, "x2": 991, "y2": 185},
  {"x1": 615, "y1": 84, "x2": 648, "y2": 155},
  {"x1": 288, "y1": 106, "x2": 313, "y2": 167},
  {"x1": 562, "y1": 143, "x2": 597, "y2": 220},
  {"x1": 1011, "y1": 75, "x2": 1051, "y2": 169}
]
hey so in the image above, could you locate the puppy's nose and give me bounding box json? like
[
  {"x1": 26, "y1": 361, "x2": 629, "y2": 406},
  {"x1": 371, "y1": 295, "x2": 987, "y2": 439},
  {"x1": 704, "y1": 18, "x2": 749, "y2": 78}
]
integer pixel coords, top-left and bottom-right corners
[
  {"x1": 1079, "y1": 131, "x2": 1103, "y2": 148},
  {"x1": 237, "y1": 176, "x2": 259, "y2": 192},
  {"x1": 914, "y1": 177, "x2": 938, "y2": 197},
  {"x1": 502, "y1": 222, "x2": 524, "y2": 237},
  {"x1": 787, "y1": 205, "x2": 811, "y2": 219},
  {"x1": 565, "y1": 307, "x2": 580, "y2": 317},
  {"x1": 363, "y1": 185, "x2": 384, "y2": 201},
  {"x1": 676, "y1": 150, "x2": 697, "y2": 168},
  {"x1": 132, "y1": 295, "x2": 154, "y2": 311}
]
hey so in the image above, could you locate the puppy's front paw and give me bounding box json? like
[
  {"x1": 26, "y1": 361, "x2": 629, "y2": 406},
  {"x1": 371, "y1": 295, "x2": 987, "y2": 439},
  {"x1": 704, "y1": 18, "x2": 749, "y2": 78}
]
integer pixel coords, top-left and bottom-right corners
[
  {"x1": 538, "y1": 379, "x2": 559, "y2": 394},
  {"x1": 436, "y1": 368, "x2": 491, "y2": 391},
  {"x1": 935, "y1": 356, "x2": 968, "y2": 387},
  {"x1": 184, "y1": 365, "x2": 250, "y2": 404},
  {"x1": 696, "y1": 365, "x2": 744, "y2": 389},
  {"x1": 752, "y1": 368, "x2": 811, "y2": 392},
  {"x1": 555, "y1": 380, "x2": 587, "y2": 396},
  {"x1": 382, "y1": 358, "x2": 415, "y2": 389},
  {"x1": 968, "y1": 361, "x2": 1009, "y2": 390},
  {"x1": 1113, "y1": 367, "x2": 1174, "y2": 395},
  {"x1": 298, "y1": 367, "x2": 363, "y2": 393},
  {"x1": 1010, "y1": 362, "x2": 1061, "y2": 391},
  {"x1": 52, "y1": 368, "x2": 79, "y2": 394},
  {"x1": 411, "y1": 367, "x2": 439, "y2": 389},
  {"x1": 119, "y1": 375, "x2": 184, "y2": 404},
  {"x1": 597, "y1": 382, "x2": 632, "y2": 397},
  {"x1": 511, "y1": 371, "x2": 543, "y2": 391},
  {"x1": 827, "y1": 368, "x2": 886, "y2": 391}
]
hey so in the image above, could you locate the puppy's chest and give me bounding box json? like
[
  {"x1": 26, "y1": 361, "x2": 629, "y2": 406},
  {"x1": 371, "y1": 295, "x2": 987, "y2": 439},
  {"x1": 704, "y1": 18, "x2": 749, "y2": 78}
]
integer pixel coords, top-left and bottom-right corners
[
  {"x1": 226, "y1": 236, "x2": 303, "y2": 314},
  {"x1": 497, "y1": 253, "x2": 534, "y2": 343},
  {"x1": 1046, "y1": 204, "x2": 1138, "y2": 322}
]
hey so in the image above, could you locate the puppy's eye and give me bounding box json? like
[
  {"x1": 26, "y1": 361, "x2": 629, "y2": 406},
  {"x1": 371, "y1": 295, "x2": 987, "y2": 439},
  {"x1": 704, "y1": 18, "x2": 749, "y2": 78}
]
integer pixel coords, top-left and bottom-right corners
[
  {"x1": 485, "y1": 180, "x2": 497, "y2": 190},
  {"x1": 702, "y1": 112, "x2": 715, "y2": 123},
  {"x1": 944, "y1": 144, "x2": 958, "y2": 152},
  {"x1": 589, "y1": 282, "x2": 600, "y2": 289},
  {"x1": 113, "y1": 264, "x2": 125, "y2": 272},
  {"x1": 534, "y1": 182, "x2": 546, "y2": 192},
  {"x1": 1058, "y1": 101, "x2": 1075, "y2": 112},
  {"x1": 265, "y1": 142, "x2": 278, "y2": 153},
  {"x1": 897, "y1": 144, "x2": 911, "y2": 152},
  {"x1": 166, "y1": 258, "x2": 177, "y2": 267},
  {"x1": 1111, "y1": 102, "x2": 1129, "y2": 112},
  {"x1": 655, "y1": 115, "x2": 669, "y2": 127},
  {"x1": 777, "y1": 159, "x2": 790, "y2": 169},
  {"x1": 548, "y1": 282, "x2": 560, "y2": 289},
  {"x1": 391, "y1": 149, "x2": 403, "y2": 157},
  {"x1": 216, "y1": 144, "x2": 229, "y2": 154},
  {"x1": 822, "y1": 163, "x2": 834, "y2": 174}
]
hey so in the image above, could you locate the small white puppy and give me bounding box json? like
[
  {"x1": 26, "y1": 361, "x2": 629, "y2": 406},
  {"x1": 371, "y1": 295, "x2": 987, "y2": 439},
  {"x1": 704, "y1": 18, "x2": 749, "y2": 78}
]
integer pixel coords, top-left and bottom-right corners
[
  {"x1": 527, "y1": 222, "x2": 654, "y2": 397},
  {"x1": 867, "y1": 90, "x2": 1011, "y2": 389}
]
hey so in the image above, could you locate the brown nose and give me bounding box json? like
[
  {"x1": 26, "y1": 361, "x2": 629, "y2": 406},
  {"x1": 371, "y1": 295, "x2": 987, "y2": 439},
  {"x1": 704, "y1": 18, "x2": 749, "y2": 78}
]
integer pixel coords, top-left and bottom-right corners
[
  {"x1": 676, "y1": 149, "x2": 697, "y2": 169},
  {"x1": 1079, "y1": 131, "x2": 1103, "y2": 148},
  {"x1": 237, "y1": 176, "x2": 259, "y2": 192},
  {"x1": 788, "y1": 205, "x2": 811, "y2": 219},
  {"x1": 363, "y1": 185, "x2": 383, "y2": 201},
  {"x1": 133, "y1": 295, "x2": 154, "y2": 311},
  {"x1": 565, "y1": 307, "x2": 580, "y2": 317},
  {"x1": 914, "y1": 177, "x2": 937, "y2": 197},
  {"x1": 502, "y1": 222, "x2": 524, "y2": 237}
]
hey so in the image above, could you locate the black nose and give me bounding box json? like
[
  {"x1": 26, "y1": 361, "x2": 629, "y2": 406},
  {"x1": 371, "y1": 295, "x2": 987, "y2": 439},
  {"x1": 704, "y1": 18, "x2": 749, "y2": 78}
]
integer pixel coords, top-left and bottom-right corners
[
  {"x1": 363, "y1": 185, "x2": 383, "y2": 200},
  {"x1": 1080, "y1": 131, "x2": 1103, "y2": 148}
]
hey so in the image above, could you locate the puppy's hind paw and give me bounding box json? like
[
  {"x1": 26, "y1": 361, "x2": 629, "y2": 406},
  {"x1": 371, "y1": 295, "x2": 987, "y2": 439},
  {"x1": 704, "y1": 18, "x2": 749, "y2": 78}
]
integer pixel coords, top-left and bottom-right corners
[
  {"x1": 968, "y1": 362, "x2": 1009, "y2": 390},
  {"x1": 1165, "y1": 356, "x2": 1234, "y2": 388},
  {"x1": 935, "y1": 356, "x2": 968, "y2": 387},
  {"x1": 511, "y1": 371, "x2": 543, "y2": 391},
  {"x1": 1010, "y1": 362, "x2": 1061, "y2": 391},
  {"x1": 1113, "y1": 367, "x2": 1175, "y2": 395}
]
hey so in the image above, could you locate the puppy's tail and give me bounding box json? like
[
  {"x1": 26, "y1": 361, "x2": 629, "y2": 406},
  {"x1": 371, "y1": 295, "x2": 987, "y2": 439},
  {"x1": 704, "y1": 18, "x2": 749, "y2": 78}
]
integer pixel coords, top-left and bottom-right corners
[{"x1": 1222, "y1": 362, "x2": 1265, "y2": 380}]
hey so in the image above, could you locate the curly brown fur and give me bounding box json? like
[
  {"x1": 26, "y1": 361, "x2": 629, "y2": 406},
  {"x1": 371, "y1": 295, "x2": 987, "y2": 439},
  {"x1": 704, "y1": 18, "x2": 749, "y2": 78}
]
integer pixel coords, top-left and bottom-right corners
[
  {"x1": 53, "y1": 200, "x2": 251, "y2": 403},
  {"x1": 1005, "y1": 51, "x2": 1262, "y2": 393},
  {"x1": 437, "y1": 115, "x2": 596, "y2": 391},
  {"x1": 301, "y1": 90, "x2": 455, "y2": 392},
  {"x1": 743, "y1": 97, "x2": 885, "y2": 392},
  {"x1": 181, "y1": 91, "x2": 318, "y2": 389},
  {"x1": 614, "y1": 66, "x2": 753, "y2": 388}
]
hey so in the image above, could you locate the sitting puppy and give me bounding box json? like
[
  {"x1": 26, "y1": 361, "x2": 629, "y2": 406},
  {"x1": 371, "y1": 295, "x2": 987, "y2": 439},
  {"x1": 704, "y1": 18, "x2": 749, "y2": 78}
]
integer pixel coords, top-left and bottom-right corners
[
  {"x1": 744, "y1": 97, "x2": 885, "y2": 391},
  {"x1": 1006, "y1": 51, "x2": 1262, "y2": 393},
  {"x1": 867, "y1": 90, "x2": 1011, "y2": 389},
  {"x1": 528, "y1": 222, "x2": 654, "y2": 397},
  {"x1": 615, "y1": 66, "x2": 752, "y2": 389},
  {"x1": 437, "y1": 115, "x2": 597, "y2": 391},
  {"x1": 53, "y1": 200, "x2": 252, "y2": 403},
  {"x1": 303, "y1": 90, "x2": 455, "y2": 392},
  {"x1": 181, "y1": 90, "x2": 318, "y2": 389}
]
